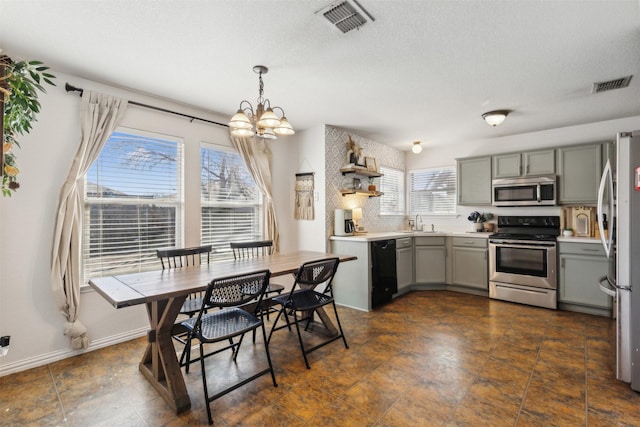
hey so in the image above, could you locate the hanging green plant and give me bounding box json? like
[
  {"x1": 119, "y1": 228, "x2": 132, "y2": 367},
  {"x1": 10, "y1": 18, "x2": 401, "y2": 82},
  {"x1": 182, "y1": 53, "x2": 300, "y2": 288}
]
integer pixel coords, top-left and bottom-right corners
[{"x1": 1, "y1": 53, "x2": 56, "y2": 196}]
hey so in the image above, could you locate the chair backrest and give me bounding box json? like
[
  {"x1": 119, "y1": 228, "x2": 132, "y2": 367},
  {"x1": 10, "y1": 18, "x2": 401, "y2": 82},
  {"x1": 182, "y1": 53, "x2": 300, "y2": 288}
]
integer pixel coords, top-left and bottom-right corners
[
  {"x1": 292, "y1": 257, "x2": 340, "y2": 294},
  {"x1": 230, "y1": 240, "x2": 273, "y2": 260},
  {"x1": 199, "y1": 270, "x2": 271, "y2": 315},
  {"x1": 156, "y1": 245, "x2": 212, "y2": 269}
]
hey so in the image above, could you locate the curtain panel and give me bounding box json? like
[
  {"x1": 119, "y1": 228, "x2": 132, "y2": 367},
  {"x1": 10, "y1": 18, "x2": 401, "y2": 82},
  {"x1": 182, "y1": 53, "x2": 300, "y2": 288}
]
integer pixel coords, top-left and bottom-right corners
[
  {"x1": 230, "y1": 135, "x2": 279, "y2": 252},
  {"x1": 50, "y1": 91, "x2": 128, "y2": 350}
]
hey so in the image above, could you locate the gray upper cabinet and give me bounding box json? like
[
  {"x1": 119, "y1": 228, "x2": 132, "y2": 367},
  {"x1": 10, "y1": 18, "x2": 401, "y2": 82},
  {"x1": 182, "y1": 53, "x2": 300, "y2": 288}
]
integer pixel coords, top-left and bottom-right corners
[
  {"x1": 492, "y1": 149, "x2": 555, "y2": 178},
  {"x1": 457, "y1": 156, "x2": 492, "y2": 205},
  {"x1": 557, "y1": 143, "x2": 603, "y2": 204}
]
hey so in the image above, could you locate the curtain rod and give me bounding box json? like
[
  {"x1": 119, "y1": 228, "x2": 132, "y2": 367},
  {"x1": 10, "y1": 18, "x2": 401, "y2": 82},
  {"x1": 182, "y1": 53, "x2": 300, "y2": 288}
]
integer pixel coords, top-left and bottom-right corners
[{"x1": 64, "y1": 83, "x2": 228, "y2": 128}]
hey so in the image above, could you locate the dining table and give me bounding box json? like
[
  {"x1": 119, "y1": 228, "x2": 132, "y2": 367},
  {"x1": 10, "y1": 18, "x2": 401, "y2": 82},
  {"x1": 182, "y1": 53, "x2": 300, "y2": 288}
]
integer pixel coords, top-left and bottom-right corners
[{"x1": 89, "y1": 250, "x2": 357, "y2": 414}]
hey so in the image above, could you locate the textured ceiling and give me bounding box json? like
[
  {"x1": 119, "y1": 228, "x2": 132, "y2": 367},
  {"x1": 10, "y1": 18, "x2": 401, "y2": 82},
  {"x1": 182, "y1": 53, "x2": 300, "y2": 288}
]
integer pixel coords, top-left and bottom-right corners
[{"x1": 1, "y1": 0, "x2": 639, "y2": 151}]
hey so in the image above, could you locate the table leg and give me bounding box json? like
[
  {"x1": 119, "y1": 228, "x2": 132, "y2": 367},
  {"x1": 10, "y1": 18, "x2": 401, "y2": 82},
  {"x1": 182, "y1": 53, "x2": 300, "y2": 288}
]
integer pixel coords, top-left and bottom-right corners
[
  {"x1": 314, "y1": 307, "x2": 338, "y2": 334},
  {"x1": 139, "y1": 296, "x2": 191, "y2": 414}
]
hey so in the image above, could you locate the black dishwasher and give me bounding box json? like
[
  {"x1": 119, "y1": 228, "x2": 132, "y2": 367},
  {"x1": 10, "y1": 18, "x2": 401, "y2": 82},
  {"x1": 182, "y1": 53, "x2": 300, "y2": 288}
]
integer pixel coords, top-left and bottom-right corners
[{"x1": 371, "y1": 239, "x2": 398, "y2": 308}]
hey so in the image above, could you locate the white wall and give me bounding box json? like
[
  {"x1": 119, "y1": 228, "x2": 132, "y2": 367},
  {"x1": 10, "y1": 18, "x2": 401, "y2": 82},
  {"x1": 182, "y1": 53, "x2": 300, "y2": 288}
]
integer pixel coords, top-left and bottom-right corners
[
  {"x1": 0, "y1": 70, "x2": 296, "y2": 375},
  {"x1": 404, "y1": 116, "x2": 640, "y2": 232},
  {"x1": 269, "y1": 124, "x2": 326, "y2": 253}
]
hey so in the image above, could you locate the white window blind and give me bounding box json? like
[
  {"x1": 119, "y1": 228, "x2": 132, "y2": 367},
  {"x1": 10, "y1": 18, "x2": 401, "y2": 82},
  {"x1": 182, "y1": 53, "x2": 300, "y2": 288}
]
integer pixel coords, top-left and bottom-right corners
[
  {"x1": 83, "y1": 129, "x2": 184, "y2": 280},
  {"x1": 200, "y1": 143, "x2": 263, "y2": 260},
  {"x1": 409, "y1": 166, "x2": 457, "y2": 215},
  {"x1": 379, "y1": 166, "x2": 405, "y2": 215}
]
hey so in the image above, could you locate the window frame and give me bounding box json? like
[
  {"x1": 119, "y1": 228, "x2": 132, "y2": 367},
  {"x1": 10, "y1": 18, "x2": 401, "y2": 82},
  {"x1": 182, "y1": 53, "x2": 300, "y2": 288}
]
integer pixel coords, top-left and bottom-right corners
[
  {"x1": 379, "y1": 165, "x2": 406, "y2": 216},
  {"x1": 408, "y1": 165, "x2": 457, "y2": 216},
  {"x1": 200, "y1": 142, "x2": 264, "y2": 260},
  {"x1": 82, "y1": 126, "x2": 184, "y2": 282}
]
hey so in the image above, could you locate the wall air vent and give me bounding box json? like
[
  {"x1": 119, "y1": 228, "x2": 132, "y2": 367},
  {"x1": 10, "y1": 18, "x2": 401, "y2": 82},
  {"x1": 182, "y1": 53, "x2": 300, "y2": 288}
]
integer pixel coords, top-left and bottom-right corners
[
  {"x1": 592, "y1": 75, "x2": 633, "y2": 93},
  {"x1": 316, "y1": 0, "x2": 375, "y2": 34}
]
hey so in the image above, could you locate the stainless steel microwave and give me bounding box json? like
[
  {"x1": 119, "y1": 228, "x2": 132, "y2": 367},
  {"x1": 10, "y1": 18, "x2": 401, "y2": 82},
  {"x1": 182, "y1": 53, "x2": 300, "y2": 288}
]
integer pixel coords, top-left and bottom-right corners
[{"x1": 492, "y1": 175, "x2": 557, "y2": 206}]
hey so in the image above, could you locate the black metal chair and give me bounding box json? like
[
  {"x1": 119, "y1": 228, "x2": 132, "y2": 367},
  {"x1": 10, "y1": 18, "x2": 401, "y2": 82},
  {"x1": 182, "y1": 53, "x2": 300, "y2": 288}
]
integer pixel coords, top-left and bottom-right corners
[
  {"x1": 156, "y1": 245, "x2": 212, "y2": 366},
  {"x1": 181, "y1": 269, "x2": 277, "y2": 425},
  {"x1": 267, "y1": 257, "x2": 348, "y2": 369}
]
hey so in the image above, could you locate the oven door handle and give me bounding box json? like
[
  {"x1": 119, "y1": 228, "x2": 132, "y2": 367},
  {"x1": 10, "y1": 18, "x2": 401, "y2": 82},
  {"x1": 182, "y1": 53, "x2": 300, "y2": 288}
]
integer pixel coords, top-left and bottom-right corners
[{"x1": 490, "y1": 242, "x2": 556, "y2": 249}]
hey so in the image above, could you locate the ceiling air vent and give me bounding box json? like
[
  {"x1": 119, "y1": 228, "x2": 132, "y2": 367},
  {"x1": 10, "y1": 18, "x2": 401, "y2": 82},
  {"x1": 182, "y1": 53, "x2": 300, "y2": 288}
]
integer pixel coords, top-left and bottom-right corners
[
  {"x1": 316, "y1": 0, "x2": 375, "y2": 34},
  {"x1": 592, "y1": 75, "x2": 633, "y2": 93}
]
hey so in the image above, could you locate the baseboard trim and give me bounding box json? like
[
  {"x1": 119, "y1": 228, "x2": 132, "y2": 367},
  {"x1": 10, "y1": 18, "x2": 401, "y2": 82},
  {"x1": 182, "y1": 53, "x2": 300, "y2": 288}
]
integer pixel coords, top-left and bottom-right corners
[{"x1": 0, "y1": 327, "x2": 148, "y2": 377}]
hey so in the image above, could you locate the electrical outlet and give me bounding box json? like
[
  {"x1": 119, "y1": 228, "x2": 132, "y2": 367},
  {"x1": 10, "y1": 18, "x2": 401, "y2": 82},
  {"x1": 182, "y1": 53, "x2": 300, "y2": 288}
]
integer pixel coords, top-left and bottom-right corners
[{"x1": 0, "y1": 336, "x2": 9, "y2": 357}]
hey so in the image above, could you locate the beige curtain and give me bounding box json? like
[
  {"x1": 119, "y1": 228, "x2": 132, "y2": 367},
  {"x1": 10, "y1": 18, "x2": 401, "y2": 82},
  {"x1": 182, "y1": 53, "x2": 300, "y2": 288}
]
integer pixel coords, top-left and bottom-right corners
[
  {"x1": 230, "y1": 135, "x2": 279, "y2": 252},
  {"x1": 51, "y1": 91, "x2": 128, "y2": 349}
]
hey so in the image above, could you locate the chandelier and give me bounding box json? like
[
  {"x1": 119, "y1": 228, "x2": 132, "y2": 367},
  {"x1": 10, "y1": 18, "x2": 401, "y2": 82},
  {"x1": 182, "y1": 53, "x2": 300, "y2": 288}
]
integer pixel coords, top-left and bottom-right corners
[{"x1": 228, "y1": 65, "x2": 295, "y2": 139}]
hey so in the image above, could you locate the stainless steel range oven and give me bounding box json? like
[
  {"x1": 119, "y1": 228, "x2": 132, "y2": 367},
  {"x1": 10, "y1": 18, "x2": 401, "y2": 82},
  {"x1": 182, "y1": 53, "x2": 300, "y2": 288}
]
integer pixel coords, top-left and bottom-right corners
[{"x1": 489, "y1": 216, "x2": 560, "y2": 309}]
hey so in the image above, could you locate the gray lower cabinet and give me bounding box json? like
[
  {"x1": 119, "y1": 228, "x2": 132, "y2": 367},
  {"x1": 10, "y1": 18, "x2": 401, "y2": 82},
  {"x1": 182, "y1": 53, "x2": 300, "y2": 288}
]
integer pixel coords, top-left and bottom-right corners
[
  {"x1": 558, "y1": 242, "x2": 612, "y2": 312},
  {"x1": 451, "y1": 237, "x2": 488, "y2": 290},
  {"x1": 415, "y1": 236, "x2": 446, "y2": 283},
  {"x1": 457, "y1": 156, "x2": 492, "y2": 205},
  {"x1": 557, "y1": 143, "x2": 603, "y2": 204},
  {"x1": 396, "y1": 238, "x2": 414, "y2": 293}
]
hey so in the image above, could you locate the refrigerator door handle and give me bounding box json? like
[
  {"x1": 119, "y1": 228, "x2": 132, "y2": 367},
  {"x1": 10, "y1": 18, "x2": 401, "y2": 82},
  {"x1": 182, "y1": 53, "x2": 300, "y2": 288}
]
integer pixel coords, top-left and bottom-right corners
[{"x1": 597, "y1": 159, "x2": 613, "y2": 258}]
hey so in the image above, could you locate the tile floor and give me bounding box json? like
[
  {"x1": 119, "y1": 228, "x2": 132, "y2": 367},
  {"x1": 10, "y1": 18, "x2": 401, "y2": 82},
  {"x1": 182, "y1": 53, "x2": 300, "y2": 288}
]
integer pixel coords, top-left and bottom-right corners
[{"x1": 2, "y1": 290, "x2": 640, "y2": 426}]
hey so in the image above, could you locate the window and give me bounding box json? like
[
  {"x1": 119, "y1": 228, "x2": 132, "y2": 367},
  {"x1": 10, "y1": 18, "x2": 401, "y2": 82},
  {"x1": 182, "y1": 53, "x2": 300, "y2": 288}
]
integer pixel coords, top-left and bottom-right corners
[
  {"x1": 200, "y1": 143, "x2": 263, "y2": 260},
  {"x1": 408, "y1": 166, "x2": 457, "y2": 215},
  {"x1": 379, "y1": 166, "x2": 405, "y2": 215},
  {"x1": 83, "y1": 129, "x2": 184, "y2": 280}
]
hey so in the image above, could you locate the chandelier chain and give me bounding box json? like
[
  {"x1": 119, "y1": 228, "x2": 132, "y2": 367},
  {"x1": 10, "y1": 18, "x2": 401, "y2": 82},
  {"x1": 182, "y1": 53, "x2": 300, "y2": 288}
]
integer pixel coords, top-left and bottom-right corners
[{"x1": 257, "y1": 71, "x2": 265, "y2": 104}]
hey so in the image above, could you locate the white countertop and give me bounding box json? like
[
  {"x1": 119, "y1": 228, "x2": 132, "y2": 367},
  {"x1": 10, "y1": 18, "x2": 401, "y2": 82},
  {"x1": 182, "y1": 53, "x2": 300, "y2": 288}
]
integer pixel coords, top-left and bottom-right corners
[
  {"x1": 331, "y1": 232, "x2": 603, "y2": 243},
  {"x1": 330, "y1": 231, "x2": 492, "y2": 242}
]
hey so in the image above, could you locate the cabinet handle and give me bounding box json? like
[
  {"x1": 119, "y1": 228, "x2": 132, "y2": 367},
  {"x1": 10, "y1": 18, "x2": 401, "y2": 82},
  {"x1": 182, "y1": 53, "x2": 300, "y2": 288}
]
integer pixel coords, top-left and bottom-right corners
[
  {"x1": 526, "y1": 163, "x2": 530, "y2": 174},
  {"x1": 581, "y1": 248, "x2": 600, "y2": 252}
]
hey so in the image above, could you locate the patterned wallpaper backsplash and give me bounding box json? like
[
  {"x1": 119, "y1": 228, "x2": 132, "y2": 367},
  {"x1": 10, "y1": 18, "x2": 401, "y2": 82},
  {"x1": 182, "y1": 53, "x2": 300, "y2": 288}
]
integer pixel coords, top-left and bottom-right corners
[{"x1": 324, "y1": 126, "x2": 406, "y2": 238}]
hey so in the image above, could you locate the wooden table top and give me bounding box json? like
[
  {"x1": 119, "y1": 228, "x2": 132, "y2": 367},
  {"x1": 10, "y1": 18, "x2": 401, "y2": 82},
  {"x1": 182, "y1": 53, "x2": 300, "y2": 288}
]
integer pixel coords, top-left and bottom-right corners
[{"x1": 89, "y1": 250, "x2": 356, "y2": 308}]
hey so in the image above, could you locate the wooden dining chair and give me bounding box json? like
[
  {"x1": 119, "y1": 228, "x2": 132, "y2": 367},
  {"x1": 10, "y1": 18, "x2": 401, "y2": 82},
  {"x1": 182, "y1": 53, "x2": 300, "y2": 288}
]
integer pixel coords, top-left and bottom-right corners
[
  {"x1": 267, "y1": 257, "x2": 348, "y2": 369},
  {"x1": 156, "y1": 245, "x2": 212, "y2": 366},
  {"x1": 229, "y1": 240, "x2": 286, "y2": 292},
  {"x1": 181, "y1": 269, "x2": 277, "y2": 425},
  {"x1": 229, "y1": 240, "x2": 287, "y2": 341}
]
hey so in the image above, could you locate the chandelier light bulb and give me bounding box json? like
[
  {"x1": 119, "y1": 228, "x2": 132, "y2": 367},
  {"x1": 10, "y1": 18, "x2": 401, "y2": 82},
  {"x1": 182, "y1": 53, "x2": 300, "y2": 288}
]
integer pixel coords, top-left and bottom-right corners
[
  {"x1": 228, "y1": 110, "x2": 252, "y2": 129},
  {"x1": 274, "y1": 117, "x2": 295, "y2": 135},
  {"x1": 412, "y1": 141, "x2": 422, "y2": 154}
]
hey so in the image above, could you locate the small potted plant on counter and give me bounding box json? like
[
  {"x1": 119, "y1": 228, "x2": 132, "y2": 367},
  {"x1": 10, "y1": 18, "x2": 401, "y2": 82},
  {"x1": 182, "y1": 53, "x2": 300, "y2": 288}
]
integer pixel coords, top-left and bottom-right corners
[
  {"x1": 468, "y1": 211, "x2": 494, "y2": 232},
  {"x1": 468, "y1": 211, "x2": 484, "y2": 232}
]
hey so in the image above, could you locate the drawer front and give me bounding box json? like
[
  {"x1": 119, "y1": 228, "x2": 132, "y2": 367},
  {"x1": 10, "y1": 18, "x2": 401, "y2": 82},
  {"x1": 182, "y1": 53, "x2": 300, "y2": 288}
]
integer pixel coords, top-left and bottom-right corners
[
  {"x1": 414, "y1": 236, "x2": 446, "y2": 246},
  {"x1": 452, "y1": 237, "x2": 488, "y2": 248},
  {"x1": 559, "y1": 242, "x2": 606, "y2": 257},
  {"x1": 396, "y1": 237, "x2": 413, "y2": 249}
]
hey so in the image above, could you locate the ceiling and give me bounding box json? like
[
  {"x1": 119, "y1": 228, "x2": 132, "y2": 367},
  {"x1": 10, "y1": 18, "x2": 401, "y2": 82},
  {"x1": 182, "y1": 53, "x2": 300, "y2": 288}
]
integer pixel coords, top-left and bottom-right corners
[{"x1": 1, "y1": 0, "x2": 639, "y2": 151}]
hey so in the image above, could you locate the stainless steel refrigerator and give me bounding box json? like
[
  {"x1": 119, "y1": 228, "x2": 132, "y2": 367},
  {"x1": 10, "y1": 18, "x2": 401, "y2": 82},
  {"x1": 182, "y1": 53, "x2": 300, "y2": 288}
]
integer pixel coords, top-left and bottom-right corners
[{"x1": 597, "y1": 130, "x2": 640, "y2": 389}]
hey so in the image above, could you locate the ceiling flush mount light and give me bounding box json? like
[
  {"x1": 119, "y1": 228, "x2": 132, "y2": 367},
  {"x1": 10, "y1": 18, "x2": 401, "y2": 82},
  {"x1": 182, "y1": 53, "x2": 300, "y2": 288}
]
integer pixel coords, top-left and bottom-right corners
[
  {"x1": 482, "y1": 110, "x2": 510, "y2": 127},
  {"x1": 412, "y1": 141, "x2": 422, "y2": 154},
  {"x1": 228, "y1": 65, "x2": 294, "y2": 139}
]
